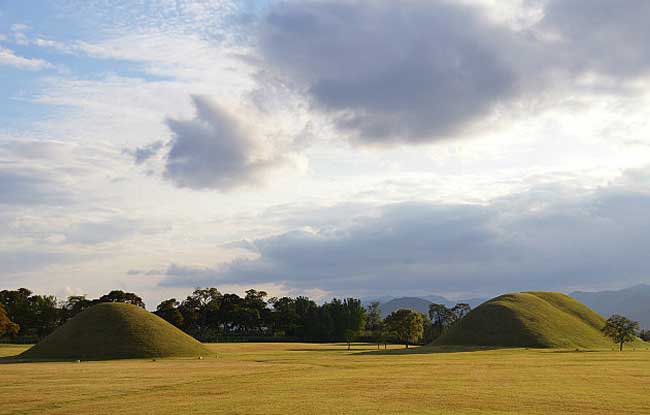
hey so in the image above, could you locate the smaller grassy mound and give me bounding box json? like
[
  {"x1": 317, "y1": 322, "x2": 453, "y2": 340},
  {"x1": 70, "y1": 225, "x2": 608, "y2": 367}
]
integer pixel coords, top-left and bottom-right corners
[
  {"x1": 435, "y1": 291, "x2": 646, "y2": 349},
  {"x1": 20, "y1": 302, "x2": 209, "y2": 360}
]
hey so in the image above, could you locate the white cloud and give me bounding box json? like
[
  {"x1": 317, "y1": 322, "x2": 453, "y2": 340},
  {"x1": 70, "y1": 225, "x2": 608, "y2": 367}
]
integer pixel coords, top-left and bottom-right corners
[
  {"x1": 0, "y1": 47, "x2": 52, "y2": 70},
  {"x1": 10, "y1": 23, "x2": 31, "y2": 32}
]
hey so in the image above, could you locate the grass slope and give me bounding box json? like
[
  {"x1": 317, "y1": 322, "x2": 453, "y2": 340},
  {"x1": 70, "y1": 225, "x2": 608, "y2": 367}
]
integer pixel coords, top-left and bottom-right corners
[
  {"x1": 20, "y1": 302, "x2": 209, "y2": 360},
  {"x1": 435, "y1": 291, "x2": 645, "y2": 349}
]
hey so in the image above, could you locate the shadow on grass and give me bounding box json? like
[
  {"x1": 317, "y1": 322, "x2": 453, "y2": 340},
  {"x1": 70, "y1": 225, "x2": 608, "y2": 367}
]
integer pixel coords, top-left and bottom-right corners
[
  {"x1": 0, "y1": 354, "x2": 215, "y2": 364},
  {"x1": 358, "y1": 345, "x2": 509, "y2": 356},
  {"x1": 547, "y1": 349, "x2": 607, "y2": 354},
  {"x1": 288, "y1": 348, "x2": 356, "y2": 352},
  {"x1": 287, "y1": 342, "x2": 382, "y2": 352},
  {"x1": 0, "y1": 355, "x2": 35, "y2": 364}
]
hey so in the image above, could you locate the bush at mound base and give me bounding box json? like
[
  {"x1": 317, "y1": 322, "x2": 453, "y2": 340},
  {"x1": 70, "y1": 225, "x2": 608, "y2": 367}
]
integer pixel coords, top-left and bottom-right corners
[
  {"x1": 435, "y1": 291, "x2": 646, "y2": 349},
  {"x1": 21, "y1": 302, "x2": 209, "y2": 360}
]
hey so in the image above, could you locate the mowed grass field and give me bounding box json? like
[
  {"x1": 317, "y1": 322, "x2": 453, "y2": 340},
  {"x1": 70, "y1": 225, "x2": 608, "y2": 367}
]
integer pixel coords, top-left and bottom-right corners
[{"x1": 2, "y1": 342, "x2": 650, "y2": 415}]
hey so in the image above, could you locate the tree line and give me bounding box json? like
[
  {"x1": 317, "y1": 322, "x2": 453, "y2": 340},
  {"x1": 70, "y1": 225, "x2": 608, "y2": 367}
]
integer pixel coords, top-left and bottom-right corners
[
  {"x1": 0, "y1": 287, "x2": 473, "y2": 347},
  {"x1": 2, "y1": 287, "x2": 648, "y2": 348}
]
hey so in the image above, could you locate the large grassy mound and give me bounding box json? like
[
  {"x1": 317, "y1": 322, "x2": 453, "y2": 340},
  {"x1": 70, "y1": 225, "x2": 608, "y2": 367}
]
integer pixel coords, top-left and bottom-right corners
[
  {"x1": 435, "y1": 291, "x2": 645, "y2": 349},
  {"x1": 21, "y1": 302, "x2": 209, "y2": 360}
]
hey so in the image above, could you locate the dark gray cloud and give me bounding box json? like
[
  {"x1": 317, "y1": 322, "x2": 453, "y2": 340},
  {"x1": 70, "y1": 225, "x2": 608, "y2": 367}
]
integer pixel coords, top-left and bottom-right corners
[
  {"x1": 259, "y1": 0, "x2": 518, "y2": 144},
  {"x1": 541, "y1": 0, "x2": 650, "y2": 77},
  {"x1": 160, "y1": 180, "x2": 650, "y2": 296},
  {"x1": 162, "y1": 95, "x2": 287, "y2": 190},
  {"x1": 125, "y1": 140, "x2": 165, "y2": 164},
  {"x1": 257, "y1": 0, "x2": 650, "y2": 144},
  {"x1": 0, "y1": 169, "x2": 72, "y2": 206}
]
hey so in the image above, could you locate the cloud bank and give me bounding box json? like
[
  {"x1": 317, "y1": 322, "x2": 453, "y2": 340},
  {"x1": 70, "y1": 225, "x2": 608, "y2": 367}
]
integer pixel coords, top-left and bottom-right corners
[
  {"x1": 160, "y1": 174, "x2": 650, "y2": 296},
  {"x1": 257, "y1": 0, "x2": 650, "y2": 144}
]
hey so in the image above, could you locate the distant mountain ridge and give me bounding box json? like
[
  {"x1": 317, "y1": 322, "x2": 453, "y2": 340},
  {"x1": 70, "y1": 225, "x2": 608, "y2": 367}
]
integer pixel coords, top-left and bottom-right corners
[
  {"x1": 364, "y1": 295, "x2": 488, "y2": 318},
  {"x1": 570, "y1": 284, "x2": 650, "y2": 329},
  {"x1": 362, "y1": 284, "x2": 650, "y2": 324}
]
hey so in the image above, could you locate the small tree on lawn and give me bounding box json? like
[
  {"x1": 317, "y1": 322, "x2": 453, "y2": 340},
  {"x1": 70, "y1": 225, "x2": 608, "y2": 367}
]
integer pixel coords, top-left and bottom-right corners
[
  {"x1": 384, "y1": 309, "x2": 424, "y2": 348},
  {"x1": 365, "y1": 301, "x2": 383, "y2": 349},
  {"x1": 344, "y1": 329, "x2": 355, "y2": 350},
  {"x1": 602, "y1": 315, "x2": 639, "y2": 351}
]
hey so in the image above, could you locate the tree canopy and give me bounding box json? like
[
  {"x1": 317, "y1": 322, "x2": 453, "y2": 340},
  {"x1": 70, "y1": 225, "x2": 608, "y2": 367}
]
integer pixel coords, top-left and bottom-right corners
[
  {"x1": 428, "y1": 302, "x2": 472, "y2": 339},
  {"x1": 602, "y1": 314, "x2": 639, "y2": 351},
  {"x1": 384, "y1": 309, "x2": 424, "y2": 348}
]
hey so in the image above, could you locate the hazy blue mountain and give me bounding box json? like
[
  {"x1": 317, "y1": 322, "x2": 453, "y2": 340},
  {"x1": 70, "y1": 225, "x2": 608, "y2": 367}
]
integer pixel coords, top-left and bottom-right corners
[
  {"x1": 379, "y1": 297, "x2": 433, "y2": 318},
  {"x1": 361, "y1": 296, "x2": 396, "y2": 306},
  {"x1": 420, "y1": 294, "x2": 451, "y2": 304},
  {"x1": 376, "y1": 295, "x2": 488, "y2": 318},
  {"x1": 570, "y1": 284, "x2": 650, "y2": 329}
]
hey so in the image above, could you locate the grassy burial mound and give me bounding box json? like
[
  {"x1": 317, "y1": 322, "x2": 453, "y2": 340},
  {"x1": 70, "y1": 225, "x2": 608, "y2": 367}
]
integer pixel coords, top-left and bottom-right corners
[
  {"x1": 435, "y1": 291, "x2": 644, "y2": 349},
  {"x1": 20, "y1": 302, "x2": 209, "y2": 361}
]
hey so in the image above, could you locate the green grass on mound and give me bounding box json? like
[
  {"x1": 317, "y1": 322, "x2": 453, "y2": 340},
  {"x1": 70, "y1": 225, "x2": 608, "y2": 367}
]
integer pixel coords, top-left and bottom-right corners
[
  {"x1": 20, "y1": 302, "x2": 209, "y2": 361},
  {"x1": 435, "y1": 291, "x2": 646, "y2": 349}
]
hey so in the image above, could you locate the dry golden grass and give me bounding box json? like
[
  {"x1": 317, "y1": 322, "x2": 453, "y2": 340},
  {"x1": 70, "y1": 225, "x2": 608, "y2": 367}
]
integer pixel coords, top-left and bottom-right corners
[{"x1": 2, "y1": 342, "x2": 650, "y2": 414}]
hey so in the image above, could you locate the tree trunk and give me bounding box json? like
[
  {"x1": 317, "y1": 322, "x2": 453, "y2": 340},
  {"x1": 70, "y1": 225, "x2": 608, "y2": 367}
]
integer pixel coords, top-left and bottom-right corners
[
  {"x1": 405, "y1": 343, "x2": 408, "y2": 349},
  {"x1": 347, "y1": 341, "x2": 350, "y2": 350},
  {"x1": 620, "y1": 341, "x2": 623, "y2": 352}
]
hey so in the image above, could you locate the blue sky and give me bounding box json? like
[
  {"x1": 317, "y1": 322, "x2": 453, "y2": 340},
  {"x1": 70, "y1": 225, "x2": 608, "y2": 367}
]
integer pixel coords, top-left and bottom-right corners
[{"x1": 1, "y1": 0, "x2": 650, "y2": 308}]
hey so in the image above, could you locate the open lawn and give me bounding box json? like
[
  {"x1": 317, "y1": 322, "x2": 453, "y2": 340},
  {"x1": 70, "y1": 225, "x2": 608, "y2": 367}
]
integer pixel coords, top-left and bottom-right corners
[{"x1": 2, "y1": 342, "x2": 650, "y2": 414}]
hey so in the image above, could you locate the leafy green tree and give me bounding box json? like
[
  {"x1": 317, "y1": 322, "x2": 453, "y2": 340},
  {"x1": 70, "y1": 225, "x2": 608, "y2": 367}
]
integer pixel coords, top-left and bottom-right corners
[
  {"x1": 178, "y1": 288, "x2": 222, "y2": 338},
  {"x1": 451, "y1": 303, "x2": 471, "y2": 321},
  {"x1": 379, "y1": 324, "x2": 390, "y2": 349},
  {"x1": 365, "y1": 301, "x2": 383, "y2": 349},
  {"x1": 0, "y1": 304, "x2": 19, "y2": 337},
  {"x1": 0, "y1": 289, "x2": 61, "y2": 338},
  {"x1": 343, "y1": 298, "x2": 367, "y2": 342},
  {"x1": 30, "y1": 295, "x2": 61, "y2": 337},
  {"x1": 155, "y1": 298, "x2": 184, "y2": 328},
  {"x1": 318, "y1": 298, "x2": 366, "y2": 343},
  {"x1": 98, "y1": 290, "x2": 145, "y2": 308},
  {"x1": 602, "y1": 315, "x2": 639, "y2": 351},
  {"x1": 219, "y1": 293, "x2": 244, "y2": 333},
  {"x1": 314, "y1": 305, "x2": 334, "y2": 341},
  {"x1": 294, "y1": 296, "x2": 319, "y2": 339},
  {"x1": 384, "y1": 309, "x2": 424, "y2": 348},
  {"x1": 242, "y1": 289, "x2": 269, "y2": 333},
  {"x1": 270, "y1": 296, "x2": 298, "y2": 336},
  {"x1": 421, "y1": 313, "x2": 436, "y2": 344},
  {"x1": 64, "y1": 295, "x2": 93, "y2": 320},
  {"x1": 428, "y1": 303, "x2": 454, "y2": 338},
  {"x1": 0, "y1": 288, "x2": 32, "y2": 336},
  {"x1": 344, "y1": 328, "x2": 355, "y2": 350}
]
